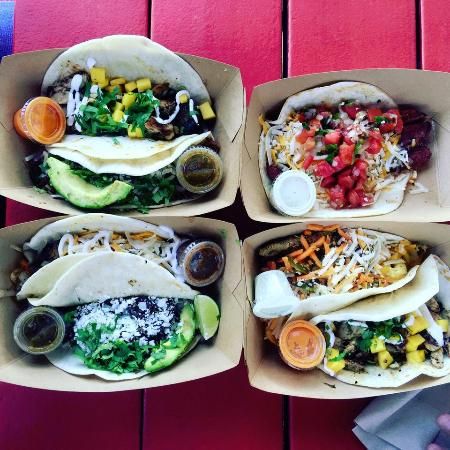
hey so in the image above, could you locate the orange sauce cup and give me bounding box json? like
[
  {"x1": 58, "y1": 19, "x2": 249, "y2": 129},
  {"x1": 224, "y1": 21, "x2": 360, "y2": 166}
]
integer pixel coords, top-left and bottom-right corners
[
  {"x1": 278, "y1": 320, "x2": 326, "y2": 370},
  {"x1": 13, "y1": 97, "x2": 66, "y2": 145}
]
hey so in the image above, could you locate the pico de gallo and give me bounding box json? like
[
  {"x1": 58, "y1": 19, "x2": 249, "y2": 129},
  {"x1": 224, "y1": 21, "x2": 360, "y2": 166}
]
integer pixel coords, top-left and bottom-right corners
[{"x1": 261, "y1": 102, "x2": 432, "y2": 210}]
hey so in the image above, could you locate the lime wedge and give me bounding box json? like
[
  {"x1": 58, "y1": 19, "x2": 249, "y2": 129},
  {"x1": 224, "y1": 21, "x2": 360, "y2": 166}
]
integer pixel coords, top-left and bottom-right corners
[{"x1": 194, "y1": 295, "x2": 220, "y2": 340}]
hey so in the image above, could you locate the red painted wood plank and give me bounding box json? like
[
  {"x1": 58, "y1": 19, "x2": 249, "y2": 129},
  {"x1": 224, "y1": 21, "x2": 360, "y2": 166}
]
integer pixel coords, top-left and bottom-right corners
[
  {"x1": 151, "y1": 0, "x2": 282, "y2": 101},
  {"x1": 0, "y1": 384, "x2": 141, "y2": 450},
  {"x1": 143, "y1": 360, "x2": 283, "y2": 450},
  {"x1": 421, "y1": 0, "x2": 450, "y2": 71},
  {"x1": 145, "y1": 3, "x2": 283, "y2": 450},
  {"x1": 290, "y1": 398, "x2": 369, "y2": 450},
  {"x1": 288, "y1": 0, "x2": 416, "y2": 76},
  {"x1": 287, "y1": 1, "x2": 416, "y2": 448},
  {"x1": 14, "y1": 0, "x2": 148, "y2": 52},
  {"x1": 5, "y1": 200, "x2": 55, "y2": 226}
]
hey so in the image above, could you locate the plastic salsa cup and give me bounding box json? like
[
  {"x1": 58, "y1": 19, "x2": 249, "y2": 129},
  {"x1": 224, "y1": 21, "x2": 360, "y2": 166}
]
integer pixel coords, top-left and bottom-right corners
[
  {"x1": 13, "y1": 97, "x2": 66, "y2": 145},
  {"x1": 278, "y1": 319, "x2": 326, "y2": 370}
]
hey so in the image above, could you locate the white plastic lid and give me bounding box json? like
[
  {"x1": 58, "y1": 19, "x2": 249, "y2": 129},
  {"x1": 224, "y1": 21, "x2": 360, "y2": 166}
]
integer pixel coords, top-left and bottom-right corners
[
  {"x1": 253, "y1": 270, "x2": 299, "y2": 319},
  {"x1": 271, "y1": 170, "x2": 316, "y2": 216}
]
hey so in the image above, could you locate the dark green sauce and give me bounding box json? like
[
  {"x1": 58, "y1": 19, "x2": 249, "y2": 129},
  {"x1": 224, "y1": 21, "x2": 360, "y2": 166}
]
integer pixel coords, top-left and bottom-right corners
[{"x1": 23, "y1": 314, "x2": 59, "y2": 349}]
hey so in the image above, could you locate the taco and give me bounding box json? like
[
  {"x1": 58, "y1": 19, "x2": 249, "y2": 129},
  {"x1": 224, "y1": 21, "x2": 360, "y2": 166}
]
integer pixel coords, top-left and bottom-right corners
[
  {"x1": 259, "y1": 81, "x2": 433, "y2": 217},
  {"x1": 14, "y1": 252, "x2": 220, "y2": 380},
  {"x1": 10, "y1": 213, "x2": 183, "y2": 291},
  {"x1": 311, "y1": 255, "x2": 449, "y2": 388},
  {"x1": 255, "y1": 223, "x2": 431, "y2": 319},
  {"x1": 21, "y1": 35, "x2": 222, "y2": 211}
]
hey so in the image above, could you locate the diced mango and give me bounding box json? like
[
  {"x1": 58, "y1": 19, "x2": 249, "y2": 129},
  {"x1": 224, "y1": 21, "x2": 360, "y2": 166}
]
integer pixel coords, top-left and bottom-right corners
[
  {"x1": 198, "y1": 101, "x2": 216, "y2": 120},
  {"x1": 110, "y1": 77, "x2": 127, "y2": 86},
  {"x1": 325, "y1": 348, "x2": 346, "y2": 374},
  {"x1": 437, "y1": 319, "x2": 449, "y2": 333},
  {"x1": 105, "y1": 85, "x2": 122, "y2": 94},
  {"x1": 122, "y1": 93, "x2": 137, "y2": 109},
  {"x1": 179, "y1": 93, "x2": 189, "y2": 104},
  {"x1": 97, "y1": 78, "x2": 110, "y2": 89},
  {"x1": 406, "y1": 349, "x2": 426, "y2": 364},
  {"x1": 370, "y1": 337, "x2": 386, "y2": 354},
  {"x1": 406, "y1": 334, "x2": 425, "y2": 352},
  {"x1": 90, "y1": 67, "x2": 107, "y2": 85},
  {"x1": 377, "y1": 350, "x2": 394, "y2": 369},
  {"x1": 407, "y1": 315, "x2": 429, "y2": 335},
  {"x1": 114, "y1": 102, "x2": 124, "y2": 112},
  {"x1": 124, "y1": 81, "x2": 137, "y2": 92},
  {"x1": 381, "y1": 263, "x2": 407, "y2": 282},
  {"x1": 136, "y1": 78, "x2": 151, "y2": 92},
  {"x1": 127, "y1": 125, "x2": 144, "y2": 138},
  {"x1": 112, "y1": 110, "x2": 124, "y2": 123}
]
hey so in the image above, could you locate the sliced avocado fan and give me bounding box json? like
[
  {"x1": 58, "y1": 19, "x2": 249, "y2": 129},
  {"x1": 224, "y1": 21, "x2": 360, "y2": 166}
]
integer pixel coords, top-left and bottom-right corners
[{"x1": 46, "y1": 157, "x2": 132, "y2": 209}]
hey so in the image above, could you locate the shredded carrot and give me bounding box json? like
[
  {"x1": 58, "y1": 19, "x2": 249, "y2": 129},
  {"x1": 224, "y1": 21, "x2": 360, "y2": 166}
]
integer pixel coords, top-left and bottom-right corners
[
  {"x1": 295, "y1": 236, "x2": 325, "y2": 262},
  {"x1": 111, "y1": 243, "x2": 123, "y2": 252},
  {"x1": 324, "y1": 237, "x2": 330, "y2": 255},
  {"x1": 337, "y1": 228, "x2": 351, "y2": 240},
  {"x1": 130, "y1": 231, "x2": 155, "y2": 240},
  {"x1": 287, "y1": 248, "x2": 303, "y2": 258},
  {"x1": 310, "y1": 252, "x2": 322, "y2": 268},
  {"x1": 282, "y1": 256, "x2": 292, "y2": 271},
  {"x1": 334, "y1": 244, "x2": 346, "y2": 256},
  {"x1": 323, "y1": 224, "x2": 340, "y2": 231},
  {"x1": 303, "y1": 230, "x2": 312, "y2": 236},
  {"x1": 300, "y1": 235, "x2": 309, "y2": 249},
  {"x1": 306, "y1": 224, "x2": 325, "y2": 231}
]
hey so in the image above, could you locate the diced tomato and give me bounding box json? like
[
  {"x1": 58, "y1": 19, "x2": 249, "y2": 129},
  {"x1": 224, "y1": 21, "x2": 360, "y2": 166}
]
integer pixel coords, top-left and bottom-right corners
[
  {"x1": 379, "y1": 120, "x2": 395, "y2": 134},
  {"x1": 314, "y1": 161, "x2": 335, "y2": 178},
  {"x1": 296, "y1": 129, "x2": 315, "y2": 144},
  {"x1": 331, "y1": 156, "x2": 346, "y2": 172},
  {"x1": 337, "y1": 172, "x2": 355, "y2": 191},
  {"x1": 320, "y1": 175, "x2": 336, "y2": 188},
  {"x1": 352, "y1": 159, "x2": 368, "y2": 180},
  {"x1": 338, "y1": 142, "x2": 355, "y2": 166},
  {"x1": 324, "y1": 130, "x2": 342, "y2": 145},
  {"x1": 348, "y1": 188, "x2": 373, "y2": 207},
  {"x1": 342, "y1": 132, "x2": 354, "y2": 145},
  {"x1": 385, "y1": 108, "x2": 403, "y2": 133},
  {"x1": 304, "y1": 137, "x2": 316, "y2": 151},
  {"x1": 309, "y1": 118, "x2": 321, "y2": 131},
  {"x1": 366, "y1": 138, "x2": 382, "y2": 154},
  {"x1": 367, "y1": 108, "x2": 383, "y2": 122},
  {"x1": 328, "y1": 185, "x2": 347, "y2": 209},
  {"x1": 369, "y1": 130, "x2": 382, "y2": 141},
  {"x1": 303, "y1": 154, "x2": 314, "y2": 170},
  {"x1": 342, "y1": 104, "x2": 360, "y2": 120},
  {"x1": 316, "y1": 104, "x2": 329, "y2": 114}
]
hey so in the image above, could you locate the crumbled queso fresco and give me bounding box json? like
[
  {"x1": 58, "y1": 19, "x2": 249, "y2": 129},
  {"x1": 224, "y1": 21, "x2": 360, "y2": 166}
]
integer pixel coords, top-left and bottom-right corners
[{"x1": 72, "y1": 296, "x2": 182, "y2": 353}]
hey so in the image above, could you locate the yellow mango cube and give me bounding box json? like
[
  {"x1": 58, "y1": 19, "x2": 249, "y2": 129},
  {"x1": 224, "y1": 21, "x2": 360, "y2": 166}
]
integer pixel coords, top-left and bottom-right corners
[
  {"x1": 437, "y1": 319, "x2": 448, "y2": 333},
  {"x1": 377, "y1": 350, "x2": 394, "y2": 369},
  {"x1": 114, "y1": 102, "x2": 124, "y2": 112},
  {"x1": 325, "y1": 348, "x2": 346, "y2": 374},
  {"x1": 407, "y1": 315, "x2": 429, "y2": 335},
  {"x1": 370, "y1": 337, "x2": 386, "y2": 354},
  {"x1": 198, "y1": 101, "x2": 216, "y2": 120},
  {"x1": 406, "y1": 349, "x2": 426, "y2": 364},
  {"x1": 105, "y1": 85, "x2": 122, "y2": 94},
  {"x1": 136, "y1": 78, "x2": 151, "y2": 92},
  {"x1": 406, "y1": 334, "x2": 425, "y2": 352},
  {"x1": 110, "y1": 77, "x2": 127, "y2": 86},
  {"x1": 122, "y1": 93, "x2": 137, "y2": 109},
  {"x1": 179, "y1": 93, "x2": 189, "y2": 104},
  {"x1": 98, "y1": 78, "x2": 110, "y2": 89},
  {"x1": 112, "y1": 110, "x2": 124, "y2": 123},
  {"x1": 124, "y1": 81, "x2": 137, "y2": 92},
  {"x1": 127, "y1": 125, "x2": 144, "y2": 139},
  {"x1": 90, "y1": 67, "x2": 107, "y2": 85}
]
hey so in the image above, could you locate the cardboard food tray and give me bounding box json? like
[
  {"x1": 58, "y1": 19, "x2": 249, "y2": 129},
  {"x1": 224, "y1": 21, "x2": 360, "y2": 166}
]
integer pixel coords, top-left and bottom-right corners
[
  {"x1": 241, "y1": 69, "x2": 450, "y2": 223},
  {"x1": 243, "y1": 221, "x2": 450, "y2": 399},
  {"x1": 0, "y1": 48, "x2": 245, "y2": 216},
  {"x1": 0, "y1": 216, "x2": 244, "y2": 392}
]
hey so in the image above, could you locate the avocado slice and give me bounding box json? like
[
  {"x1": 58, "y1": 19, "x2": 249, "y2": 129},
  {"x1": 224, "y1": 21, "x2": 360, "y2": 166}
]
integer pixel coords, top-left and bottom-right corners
[
  {"x1": 46, "y1": 157, "x2": 132, "y2": 209},
  {"x1": 144, "y1": 304, "x2": 197, "y2": 373}
]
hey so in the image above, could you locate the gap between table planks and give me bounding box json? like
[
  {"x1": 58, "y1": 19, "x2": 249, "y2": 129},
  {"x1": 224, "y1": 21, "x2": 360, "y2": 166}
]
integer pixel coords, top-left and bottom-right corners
[
  {"x1": 1, "y1": 2, "x2": 148, "y2": 450},
  {"x1": 287, "y1": 0, "x2": 417, "y2": 449}
]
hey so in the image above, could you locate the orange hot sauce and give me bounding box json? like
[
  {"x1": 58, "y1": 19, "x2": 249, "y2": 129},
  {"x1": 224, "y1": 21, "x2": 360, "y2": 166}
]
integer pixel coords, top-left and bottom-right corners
[
  {"x1": 278, "y1": 320, "x2": 326, "y2": 370},
  {"x1": 14, "y1": 97, "x2": 66, "y2": 145}
]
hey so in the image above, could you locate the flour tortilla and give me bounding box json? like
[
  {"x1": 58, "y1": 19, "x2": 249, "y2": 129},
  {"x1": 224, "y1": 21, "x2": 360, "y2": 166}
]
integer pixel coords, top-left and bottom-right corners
[
  {"x1": 288, "y1": 237, "x2": 437, "y2": 321},
  {"x1": 42, "y1": 35, "x2": 210, "y2": 103},
  {"x1": 23, "y1": 213, "x2": 176, "y2": 261},
  {"x1": 47, "y1": 131, "x2": 211, "y2": 176},
  {"x1": 259, "y1": 81, "x2": 410, "y2": 218},
  {"x1": 310, "y1": 255, "x2": 449, "y2": 388},
  {"x1": 18, "y1": 252, "x2": 198, "y2": 307}
]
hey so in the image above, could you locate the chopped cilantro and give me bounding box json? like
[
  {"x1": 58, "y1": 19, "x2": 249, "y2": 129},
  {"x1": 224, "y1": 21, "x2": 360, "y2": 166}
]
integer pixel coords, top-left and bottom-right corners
[
  {"x1": 355, "y1": 141, "x2": 362, "y2": 154},
  {"x1": 325, "y1": 143, "x2": 339, "y2": 164},
  {"x1": 112, "y1": 137, "x2": 120, "y2": 145},
  {"x1": 329, "y1": 350, "x2": 347, "y2": 362},
  {"x1": 374, "y1": 116, "x2": 386, "y2": 125}
]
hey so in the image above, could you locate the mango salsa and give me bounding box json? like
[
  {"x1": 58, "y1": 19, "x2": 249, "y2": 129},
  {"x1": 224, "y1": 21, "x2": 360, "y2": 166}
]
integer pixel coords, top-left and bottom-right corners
[
  {"x1": 112, "y1": 110, "x2": 124, "y2": 123},
  {"x1": 406, "y1": 334, "x2": 425, "y2": 352},
  {"x1": 136, "y1": 78, "x2": 151, "y2": 92},
  {"x1": 437, "y1": 319, "x2": 449, "y2": 332},
  {"x1": 198, "y1": 102, "x2": 216, "y2": 120},
  {"x1": 110, "y1": 77, "x2": 127, "y2": 86},
  {"x1": 90, "y1": 67, "x2": 107, "y2": 85},
  {"x1": 407, "y1": 315, "x2": 429, "y2": 335},
  {"x1": 127, "y1": 125, "x2": 144, "y2": 139},
  {"x1": 406, "y1": 350, "x2": 426, "y2": 364},
  {"x1": 122, "y1": 93, "x2": 137, "y2": 109},
  {"x1": 124, "y1": 81, "x2": 137, "y2": 93},
  {"x1": 179, "y1": 93, "x2": 189, "y2": 104},
  {"x1": 326, "y1": 348, "x2": 345, "y2": 374},
  {"x1": 370, "y1": 337, "x2": 386, "y2": 354},
  {"x1": 114, "y1": 102, "x2": 124, "y2": 112},
  {"x1": 377, "y1": 350, "x2": 394, "y2": 369}
]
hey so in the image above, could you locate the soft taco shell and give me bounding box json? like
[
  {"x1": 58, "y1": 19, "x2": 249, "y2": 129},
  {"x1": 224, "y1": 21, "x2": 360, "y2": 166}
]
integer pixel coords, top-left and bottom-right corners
[
  {"x1": 18, "y1": 252, "x2": 198, "y2": 306},
  {"x1": 259, "y1": 81, "x2": 409, "y2": 218},
  {"x1": 310, "y1": 255, "x2": 449, "y2": 388}
]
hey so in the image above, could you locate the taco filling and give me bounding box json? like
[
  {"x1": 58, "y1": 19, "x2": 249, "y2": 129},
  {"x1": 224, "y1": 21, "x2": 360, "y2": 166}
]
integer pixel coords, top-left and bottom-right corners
[
  {"x1": 259, "y1": 82, "x2": 433, "y2": 216},
  {"x1": 318, "y1": 297, "x2": 449, "y2": 376}
]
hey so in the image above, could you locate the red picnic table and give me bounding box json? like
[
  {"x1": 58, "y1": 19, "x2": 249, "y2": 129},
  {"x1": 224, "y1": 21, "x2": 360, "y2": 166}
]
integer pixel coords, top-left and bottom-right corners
[{"x1": 1, "y1": 1, "x2": 449, "y2": 449}]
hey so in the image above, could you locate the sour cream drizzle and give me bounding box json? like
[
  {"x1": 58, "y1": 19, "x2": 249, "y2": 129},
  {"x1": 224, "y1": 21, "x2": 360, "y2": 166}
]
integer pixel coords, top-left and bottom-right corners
[{"x1": 154, "y1": 90, "x2": 190, "y2": 125}]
